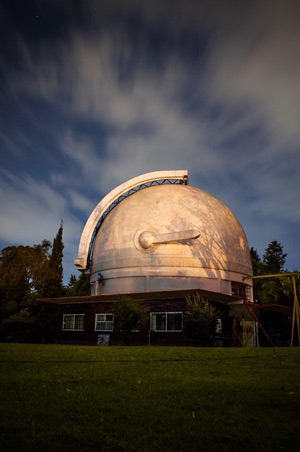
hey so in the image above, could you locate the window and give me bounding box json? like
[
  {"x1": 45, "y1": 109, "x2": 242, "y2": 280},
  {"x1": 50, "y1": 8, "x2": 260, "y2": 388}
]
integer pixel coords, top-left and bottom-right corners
[
  {"x1": 62, "y1": 314, "x2": 85, "y2": 331},
  {"x1": 95, "y1": 313, "x2": 114, "y2": 331},
  {"x1": 231, "y1": 282, "x2": 251, "y2": 301},
  {"x1": 150, "y1": 312, "x2": 183, "y2": 332}
]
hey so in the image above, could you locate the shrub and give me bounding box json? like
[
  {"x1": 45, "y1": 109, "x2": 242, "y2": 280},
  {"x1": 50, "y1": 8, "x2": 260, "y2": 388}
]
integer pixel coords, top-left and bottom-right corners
[
  {"x1": 113, "y1": 297, "x2": 147, "y2": 345},
  {"x1": 184, "y1": 293, "x2": 219, "y2": 346}
]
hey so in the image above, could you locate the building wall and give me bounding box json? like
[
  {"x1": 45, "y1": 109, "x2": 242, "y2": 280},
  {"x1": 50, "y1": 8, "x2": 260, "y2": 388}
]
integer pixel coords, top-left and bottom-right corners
[{"x1": 53, "y1": 298, "x2": 234, "y2": 346}]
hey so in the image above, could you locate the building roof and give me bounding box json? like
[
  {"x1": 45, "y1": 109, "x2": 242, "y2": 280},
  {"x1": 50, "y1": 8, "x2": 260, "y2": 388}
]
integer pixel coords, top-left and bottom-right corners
[{"x1": 38, "y1": 287, "x2": 243, "y2": 305}]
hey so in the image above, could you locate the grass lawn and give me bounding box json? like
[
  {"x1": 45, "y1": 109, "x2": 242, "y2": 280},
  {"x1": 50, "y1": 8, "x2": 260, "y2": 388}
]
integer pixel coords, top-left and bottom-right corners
[{"x1": 1, "y1": 344, "x2": 300, "y2": 452}]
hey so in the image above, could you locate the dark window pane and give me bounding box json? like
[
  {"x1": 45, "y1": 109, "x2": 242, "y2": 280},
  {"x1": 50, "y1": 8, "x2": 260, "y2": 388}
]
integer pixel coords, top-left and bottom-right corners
[
  {"x1": 167, "y1": 313, "x2": 182, "y2": 331},
  {"x1": 232, "y1": 283, "x2": 246, "y2": 299},
  {"x1": 155, "y1": 314, "x2": 166, "y2": 330}
]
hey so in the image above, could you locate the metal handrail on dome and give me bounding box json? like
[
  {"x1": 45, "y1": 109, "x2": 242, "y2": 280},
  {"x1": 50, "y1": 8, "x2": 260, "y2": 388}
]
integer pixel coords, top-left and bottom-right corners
[{"x1": 75, "y1": 170, "x2": 189, "y2": 271}]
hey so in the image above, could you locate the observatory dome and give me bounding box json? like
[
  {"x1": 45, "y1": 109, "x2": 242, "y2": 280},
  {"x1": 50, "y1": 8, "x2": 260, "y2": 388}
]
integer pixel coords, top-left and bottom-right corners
[{"x1": 75, "y1": 171, "x2": 253, "y2": 298}]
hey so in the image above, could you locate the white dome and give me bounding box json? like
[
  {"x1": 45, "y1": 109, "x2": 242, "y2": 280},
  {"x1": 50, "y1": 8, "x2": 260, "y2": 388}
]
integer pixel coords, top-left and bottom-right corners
[{"x1": 77, "y1": 172, "x2": 252, "y2": 297}]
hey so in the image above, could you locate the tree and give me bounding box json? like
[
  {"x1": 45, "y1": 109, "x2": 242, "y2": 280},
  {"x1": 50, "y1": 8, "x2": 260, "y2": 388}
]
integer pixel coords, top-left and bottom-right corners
[
  {"x1": 261, "y1": 241, "x2": 289, "y2": 304},
  {"x1": 68, "y1": 274, "x2": 77, "y2": 288},
  {"x1": 250, "y1": 247, "x2": 264, "y2": 303},
  {"x1": 2, "y1": 308, "x2": 35, "y2": 342},
  {"x1": 0, "y1": 243, "x2": 51, "y2": 318},
  {"x1": 113, "y1": 297, "x2": 147, "y2": 345},
  {"x1": 30, "y1": 240, "x2": 52, "y2": 294},
  {"x1": 0, "y1": 225, "x2": 64, "y2": 342},
  {"x1": 184, "y1": 293, "x2": 219, "y2": 346},
  {"x1": 263, "y1": 241, "x2": 287, "y2": 274},
  {"x1": 41, "y1": 222, "x2": 64, "y2": 297},
  {"x1": 66, "y1": 273, "x2": 90, "y2": 296},
  {"x1": 0, "y1": 243, "x2": 51, "y2": 341},
  {"x1": 250, "y1": 247, "x2": 262, "y2": 275},
  {"x1": 0, "y1": 246, "x2": 32, "y2": 311}
]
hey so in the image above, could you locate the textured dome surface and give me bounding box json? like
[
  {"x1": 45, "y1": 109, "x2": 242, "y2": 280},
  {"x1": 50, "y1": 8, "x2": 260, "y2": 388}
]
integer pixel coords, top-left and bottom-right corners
[{"x1": 90, "y1": 184, "x2": 252, "y2": 295}]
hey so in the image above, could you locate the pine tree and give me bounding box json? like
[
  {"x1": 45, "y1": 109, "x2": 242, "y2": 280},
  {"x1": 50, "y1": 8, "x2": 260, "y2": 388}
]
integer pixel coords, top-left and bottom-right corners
[
  {"x1": 263, "y1": 240, "x2": 287, "y2": 274},
  {"x1": 261, "y1": 241, "x2": 288, "y2": 304}
]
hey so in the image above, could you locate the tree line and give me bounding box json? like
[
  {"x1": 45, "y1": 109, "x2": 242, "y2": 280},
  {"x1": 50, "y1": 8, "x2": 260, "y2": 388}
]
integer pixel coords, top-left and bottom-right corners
[
  {"x1": 0, "y1": 228, "x2": 297, "y2": 343},
  {"x1": 0, "y1": 223, "x2": 89, "y2": 342}
]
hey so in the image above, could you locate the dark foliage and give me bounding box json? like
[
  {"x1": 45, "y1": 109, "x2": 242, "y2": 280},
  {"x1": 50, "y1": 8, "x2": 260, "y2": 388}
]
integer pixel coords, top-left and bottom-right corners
[
  {"x1": 251, "y1": 241, "x2": 297, "y2": 306},
  {"x1": 250, "y1": 247, "x2": 264, "y2": 302},
  {"x1": 184, "y1": 293, "x2": 219, "y2": 346},
  {"x1": 263, "y1": 240, "x2": 287, "y2": 274},
  {"x1": 113, "y1": 297, "x2": 147, "y2": 345},
  {"x1": 41, "y1": 222, "x2": 64, "y2": 297},
  {"x1": 0, "y1": 224, "x2": 64, "y2": 342},
  {"x1": 66, "y1": 273, "x2": 91, "y2": 296}
]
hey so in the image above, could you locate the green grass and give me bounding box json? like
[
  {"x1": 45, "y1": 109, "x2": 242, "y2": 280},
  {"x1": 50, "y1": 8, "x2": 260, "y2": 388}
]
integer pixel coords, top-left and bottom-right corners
[{"x1": 1, "y1": 344, "x2": 300, "y2": 452}]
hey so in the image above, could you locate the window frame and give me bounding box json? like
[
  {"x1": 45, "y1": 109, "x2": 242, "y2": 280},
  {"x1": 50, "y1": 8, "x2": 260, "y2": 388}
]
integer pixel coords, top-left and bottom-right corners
[
  {"x1": 62, "y1": 314, "x2": 85, "y2": 331},
  {"x1": 231, "y1": 282, "x2": 251, "y2": 301},
  {"x1": 95, "y1": 313, "x2": 114, "y2": 332},
  {"x1": 150, "y1": 312, "x2": 183, "y2": 332}
]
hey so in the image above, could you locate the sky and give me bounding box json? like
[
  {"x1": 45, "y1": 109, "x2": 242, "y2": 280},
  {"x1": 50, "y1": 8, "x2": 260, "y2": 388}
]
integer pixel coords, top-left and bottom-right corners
[{"x1": 0, "y1": 0, "x2": 299, "y2": 283}]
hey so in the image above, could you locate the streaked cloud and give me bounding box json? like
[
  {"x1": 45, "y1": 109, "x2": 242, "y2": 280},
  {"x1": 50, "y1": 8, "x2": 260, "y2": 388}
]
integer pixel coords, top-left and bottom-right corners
[
  {"x1": 0, "y1": 0, "x2": 299, "y2": 276},
  {"x1": 0, "y1": 170, "x2": 82, "y2": 279}
]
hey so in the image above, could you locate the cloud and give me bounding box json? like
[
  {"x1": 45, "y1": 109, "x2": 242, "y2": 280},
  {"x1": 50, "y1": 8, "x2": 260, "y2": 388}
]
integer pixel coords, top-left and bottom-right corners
[
  {"x1": 67, "y1": 189, "x2": 95, "y2": 214},
  {"x1": 203, "y1": 0, "x2": 300, "y2": 150},
  {"x1": 13, "y1": 10, "x2": 298, "y2": 224},
  {"x1": 5, "y1": 0, "x2": 300, "y2": 156},
  {"x1": 1, "y1": 0, "x2": 299, "y2": 273},
  {"x1": 0, "y1": 170, "x2": 83, "y2": 279},
  {"x1": 59, "y1": 130, "x2": 105, "y2": 191}
]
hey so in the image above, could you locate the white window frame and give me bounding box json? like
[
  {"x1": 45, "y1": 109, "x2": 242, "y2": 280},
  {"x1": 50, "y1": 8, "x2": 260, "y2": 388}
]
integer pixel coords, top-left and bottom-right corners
[
  {"x1": 95, "y1": 313, "x2": 114, "y2": 332},
  {"x1": 62, "y1": 314, "x2": 85, "y2": 331},
  {"x1": 150, "y1": 312, "x2": 183, "y2": 332}
]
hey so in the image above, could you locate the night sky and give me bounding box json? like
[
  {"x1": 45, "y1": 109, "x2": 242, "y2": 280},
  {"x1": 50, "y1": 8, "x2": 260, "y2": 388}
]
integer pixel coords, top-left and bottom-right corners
[{"x1": 0, "y1": 0, "x2": 299, "y2": 282}]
